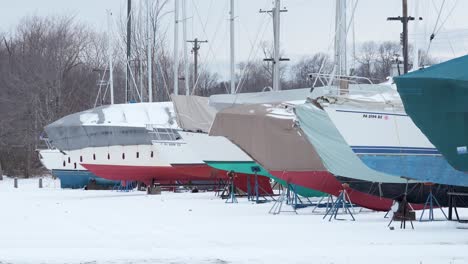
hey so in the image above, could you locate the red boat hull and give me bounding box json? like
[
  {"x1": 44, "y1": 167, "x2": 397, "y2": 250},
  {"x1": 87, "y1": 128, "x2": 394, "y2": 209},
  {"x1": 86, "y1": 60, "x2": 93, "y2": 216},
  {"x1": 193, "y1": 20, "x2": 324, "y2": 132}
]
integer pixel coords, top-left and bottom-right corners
[
  {"x1": 269, "y1": 170, "x2": 423, "y2": 211},
  {"x1": 81, "y1": 163, "x2": 213, "y2": 185},
  {"x1": 172, "y1": 163, "x2": 273, "y2": 195},
  {"x1": 171, "y1": 163, "x2": 227, "y2": 179}
]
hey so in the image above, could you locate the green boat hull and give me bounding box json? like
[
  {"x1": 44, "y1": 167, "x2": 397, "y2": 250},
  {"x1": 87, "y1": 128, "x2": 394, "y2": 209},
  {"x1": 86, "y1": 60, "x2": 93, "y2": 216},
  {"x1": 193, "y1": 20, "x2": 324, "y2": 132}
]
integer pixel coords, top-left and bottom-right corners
[
  {"x1": 205, "y1": 161, "x2": 325, "y2": 197},
  {"x1": 396, "y1": 55, "x2": 468, "y2": 172}
]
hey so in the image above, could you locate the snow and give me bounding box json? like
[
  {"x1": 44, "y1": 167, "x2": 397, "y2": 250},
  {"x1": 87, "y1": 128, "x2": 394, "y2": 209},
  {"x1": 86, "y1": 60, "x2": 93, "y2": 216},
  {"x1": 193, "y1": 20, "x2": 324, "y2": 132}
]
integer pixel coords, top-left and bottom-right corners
[
  {"x1": 77, "y1": 102, "x2": 179, "y2": 128},
  {"x1": 1, "y1": 177, "x2": 468, "y2": 264}
]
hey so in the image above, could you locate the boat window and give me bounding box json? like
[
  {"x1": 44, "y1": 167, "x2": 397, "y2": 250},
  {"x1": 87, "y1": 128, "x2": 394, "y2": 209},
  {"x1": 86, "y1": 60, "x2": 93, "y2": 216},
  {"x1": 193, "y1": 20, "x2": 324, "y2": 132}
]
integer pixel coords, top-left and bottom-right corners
[
  {"x1": 136, "y1": 152, "x2": 139, "y2": 158},
  {"x1": 80, "y1": 156, "x2": 83, "y2": 162},
  {"x1": 93, "y1": 154, "x2": 96, "y2": 160},
  {"x1": 68, "y1": 157, "x2": 71, "y2": 163},
  {"x1": 74, "y1": 163, "x2": 77, "y2": 169},
  {"x1": 63, "y1": 161, "x2": 66, "y2": 167},
  {"x1": 122, "y1": 153, "x2": 125, "y2": 160},
  {"x1": 107, "y1": 153, "x2": 110, "y2": 160},
  {"x1": 151, "y1": 151, "x2": 154, "y2": 158}
]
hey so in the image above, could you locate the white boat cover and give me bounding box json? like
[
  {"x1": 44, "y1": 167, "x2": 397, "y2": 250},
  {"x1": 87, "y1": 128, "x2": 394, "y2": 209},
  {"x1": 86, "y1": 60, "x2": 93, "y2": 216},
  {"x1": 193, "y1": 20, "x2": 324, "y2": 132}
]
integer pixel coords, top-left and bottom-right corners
[
  {"x1": 171, "y1": 95, "x2": 217, "y2": 133},
  {"x1": 294, "y1": 102, "x2": 416, "y2": 184},
  {"x1": 208, "y1": 88, "x2": 311, "y2": 111},
  {"x1": 45, "y1": 102, "x2": 178, "y2": 151}
]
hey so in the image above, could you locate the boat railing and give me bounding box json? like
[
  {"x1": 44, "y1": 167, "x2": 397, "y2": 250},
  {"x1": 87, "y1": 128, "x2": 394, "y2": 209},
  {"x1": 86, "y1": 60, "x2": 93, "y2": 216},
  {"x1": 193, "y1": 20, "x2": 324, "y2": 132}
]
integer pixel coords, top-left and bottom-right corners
[
  {"x1": 145, "y1": 124, "x2": 182, "y2": 142},
  {"x1": 38, "y1": 134, "x2": 54, "y2": 150},
  {"x1": 307, "y1": 72, "x2": 402, "y2": 108},
  {"x1": 308, "y1": 72, "x2": 375, "y2": 88}
]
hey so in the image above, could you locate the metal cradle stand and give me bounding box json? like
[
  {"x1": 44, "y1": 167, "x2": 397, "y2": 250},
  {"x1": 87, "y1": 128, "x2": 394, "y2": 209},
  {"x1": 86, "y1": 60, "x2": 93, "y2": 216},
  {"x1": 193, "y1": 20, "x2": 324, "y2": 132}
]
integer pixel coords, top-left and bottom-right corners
[
  {"x1": 311, "y1": 194, "x2": 335, "y2": 214},
  {"x1": 247, "y1": 166, "x2": 270, "y2": 204},
  {"x1": 388, "y1": 178, "x2": 414, "y2": 229},
  {"x1": 419, "y1": 183, "x2": 447, "y2": 222},
  {"x1": 323, "y1": 187, "x2": 355, "y2": 221},
  {"x1": 269, "y1": 183, "x2": 298, "y2": 215},
  {"x1": 225, "y1": 171, "x2": 238, "y2": 204}
]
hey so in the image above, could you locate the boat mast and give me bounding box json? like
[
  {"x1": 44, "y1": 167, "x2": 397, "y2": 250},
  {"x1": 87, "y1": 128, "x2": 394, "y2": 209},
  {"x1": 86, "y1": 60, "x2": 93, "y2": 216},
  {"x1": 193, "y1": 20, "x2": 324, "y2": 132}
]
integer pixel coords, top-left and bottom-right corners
[
  {"x1": 272, "y1": 0, "x2": 281, "y2": 91},
  {"x1": 126, "y1": 0, "x2": 132, "y2": 102},
  {"x1": 173, "y1": 0, "x2": 180, "y2": 95},
  {"x1": 147, "y1": 0, "x2": 152, "y2": 102},
  {"x1": 182, "y1": 0, "x2": 190, "y2": 96},
  {"x1": 412, "y1": 0, "x2": 420, "y2": 70},
  {"x1": 334, "y1": 0, "x2": 347, "y2": 76},
  {"x1": 229, "y1": 0, "x2": 235, "y2": 94},
  {"x1": 107, "y1": 10, "x2": 114, "y2": 105},
  {"x1": 260, "y1": 0, "x2": 287, "y2": 92}
]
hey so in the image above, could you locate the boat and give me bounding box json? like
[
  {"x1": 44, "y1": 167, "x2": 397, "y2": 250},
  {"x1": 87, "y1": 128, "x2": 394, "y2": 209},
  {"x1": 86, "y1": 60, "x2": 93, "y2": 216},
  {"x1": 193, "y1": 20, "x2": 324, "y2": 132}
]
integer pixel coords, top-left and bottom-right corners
[
  {"x1": 38, "y1": 148, "x2": 119, "y2": 189},
  {"x1": 395, "y1": 55, "x2": 468, "y2": 172},
  {"x1": 165, "y1": 95, "x2": 274, "y2": 195},
  {"x1": 294, "y1": 83, "x2": 468, "y2": 206},
  {"x1": 209, "y1": 101, "x2": 413, "y2": 210},
  {"x1": 40, "y1": 102, "x2": 191, "y2": 185}
]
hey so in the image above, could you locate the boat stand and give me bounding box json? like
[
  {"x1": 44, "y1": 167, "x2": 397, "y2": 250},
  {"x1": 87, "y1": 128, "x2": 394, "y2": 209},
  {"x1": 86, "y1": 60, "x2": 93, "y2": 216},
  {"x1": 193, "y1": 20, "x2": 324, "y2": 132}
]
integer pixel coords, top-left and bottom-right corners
[
  {"x1": 388, "y1": 179, "x2": 414, "y2": 229},
  {"x1": 419, "y1": 183, "x2": 447, "y2": 222},
  {"x1": 225, "y1": 171, "x2": 238, "y2": 204},
  {"x1": 269, "y1": 184, "x2": 298, "y2": 215},
  {"x1": 323, "y1": 186, "x2": 355, "y2": 221},
  {"x1": 247, "y1": 166, "x2": 274, "y2": 203},
  {"x1": 311, "y1": 194, "x2": 335, "y2": 214}
]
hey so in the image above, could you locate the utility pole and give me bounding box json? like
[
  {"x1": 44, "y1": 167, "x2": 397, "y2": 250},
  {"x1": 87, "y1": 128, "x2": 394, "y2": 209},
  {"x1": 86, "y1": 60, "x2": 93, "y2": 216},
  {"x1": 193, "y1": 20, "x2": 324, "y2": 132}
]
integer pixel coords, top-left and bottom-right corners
[
  {"x1": 126, "y1": 0, "x2": 132, "y2": 102},
  {"x1": 387, "y1": 0, "x2": 422, "y2": 74},
  {"x1": 229, "y1": 0, "x2": 235, "y2": 94},
  {"x1": 260, "y1": 0, "x2": 288, "y2": 91},
  {"x1": 187, "y1": 38, "x2": 208, "y2": 90}
]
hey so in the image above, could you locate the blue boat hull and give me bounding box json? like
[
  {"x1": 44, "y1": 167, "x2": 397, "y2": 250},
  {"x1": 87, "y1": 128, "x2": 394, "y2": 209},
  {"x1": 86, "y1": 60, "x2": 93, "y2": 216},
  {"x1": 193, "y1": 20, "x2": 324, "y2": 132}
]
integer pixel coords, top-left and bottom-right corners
[
  {"x1": 52, "y1": 169, "x2": 120, "y2": 189},
  {"x1": 356, "y1": 153, "x2": 468, "y2": 187}
]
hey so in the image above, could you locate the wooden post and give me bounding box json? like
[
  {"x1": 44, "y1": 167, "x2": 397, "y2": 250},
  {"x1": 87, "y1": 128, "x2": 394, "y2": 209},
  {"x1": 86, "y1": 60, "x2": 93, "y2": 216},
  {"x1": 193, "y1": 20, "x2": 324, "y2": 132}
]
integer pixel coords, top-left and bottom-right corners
[
  {"x1": 14, "y1": 177, "x2": 18, "y2": 188},
  {"x1": 39, "y1": 177, "x2": 43, "y2": 188}
]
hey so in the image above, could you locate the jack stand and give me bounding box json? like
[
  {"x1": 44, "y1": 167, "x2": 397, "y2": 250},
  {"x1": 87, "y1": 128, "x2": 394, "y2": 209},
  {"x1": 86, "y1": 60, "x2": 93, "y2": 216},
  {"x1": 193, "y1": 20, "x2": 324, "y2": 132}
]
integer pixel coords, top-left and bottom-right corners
[
  {"x1": 247, "y1": 174, "x2": 252, "y2": 201},
  {"x1": 388, "y1": 178, "x2": 414, "y2": 229},
  {"x1": 384, "y1": 200, "x2": 397, "y2": 218},
  {"x1": 251, "y1": 166, "x2": 268, "y2": 204},
  {"x1": 323, "y1": 185, "x2": 355, "y2": 221},
  {"x1": 269, "y1": 183, "x2": 298, "y2": 215},
  {"x1": 419, "y1": 183, "x2": 448, "y2": 222},
  {"x1": 312, "y1": 194, "x2": 335, "y2": 214},
  {"x1": 225, "y1": 171, "x2": 238, "y2": 204}
]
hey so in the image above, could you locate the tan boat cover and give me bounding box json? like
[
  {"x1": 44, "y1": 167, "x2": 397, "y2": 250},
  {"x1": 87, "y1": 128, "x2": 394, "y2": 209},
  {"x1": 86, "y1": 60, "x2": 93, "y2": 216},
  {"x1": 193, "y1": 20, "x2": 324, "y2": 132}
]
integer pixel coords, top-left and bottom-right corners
[
  {"x1": 209, "y1": 103, "x2": 327, "y2": 172},
  {"x1": 171, "y1": 95, "x2": 217, "y2": 133}
]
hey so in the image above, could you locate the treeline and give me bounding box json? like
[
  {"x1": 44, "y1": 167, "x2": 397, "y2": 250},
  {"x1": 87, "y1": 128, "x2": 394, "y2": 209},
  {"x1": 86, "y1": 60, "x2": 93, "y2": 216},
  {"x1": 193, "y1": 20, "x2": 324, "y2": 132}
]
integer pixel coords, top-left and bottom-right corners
[{"x1": 0, "y1": 12, "x2": 416, "y2": 176}]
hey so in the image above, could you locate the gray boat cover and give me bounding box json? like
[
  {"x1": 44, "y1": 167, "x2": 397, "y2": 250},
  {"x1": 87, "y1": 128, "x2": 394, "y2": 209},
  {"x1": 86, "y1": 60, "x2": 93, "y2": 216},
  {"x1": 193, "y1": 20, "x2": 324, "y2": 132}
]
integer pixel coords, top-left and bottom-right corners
[
  {"x1": 45, "y1": 102, "x2": 177, "y2": 151},
  {"x1": 209, "y1": 102, "x2": 326, "y2": 172},
  {"x1": 171, "y1": 95, "x2": 217, "y2": 133},
  {"x1": 294, "y1": 102, "x2": 414, "y2": 184},
  {"x1": 209, "y1": 88, "x2": 311, "y2": 111}
]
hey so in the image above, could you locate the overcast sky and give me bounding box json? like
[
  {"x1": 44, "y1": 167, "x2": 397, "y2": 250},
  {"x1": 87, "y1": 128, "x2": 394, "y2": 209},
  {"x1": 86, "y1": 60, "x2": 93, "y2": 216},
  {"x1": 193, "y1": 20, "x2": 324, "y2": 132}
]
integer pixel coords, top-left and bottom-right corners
[{"x1": 3, "y1": 0, "x2": 468, "y2": 77}]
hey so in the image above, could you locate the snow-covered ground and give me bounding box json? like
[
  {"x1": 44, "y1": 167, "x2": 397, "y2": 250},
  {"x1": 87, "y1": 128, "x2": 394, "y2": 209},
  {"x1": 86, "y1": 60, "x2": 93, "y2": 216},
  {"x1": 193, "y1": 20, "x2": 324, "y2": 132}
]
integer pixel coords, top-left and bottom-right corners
[{"x1": 1, "y1": 177, "x2": 467, "y2": 264}]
